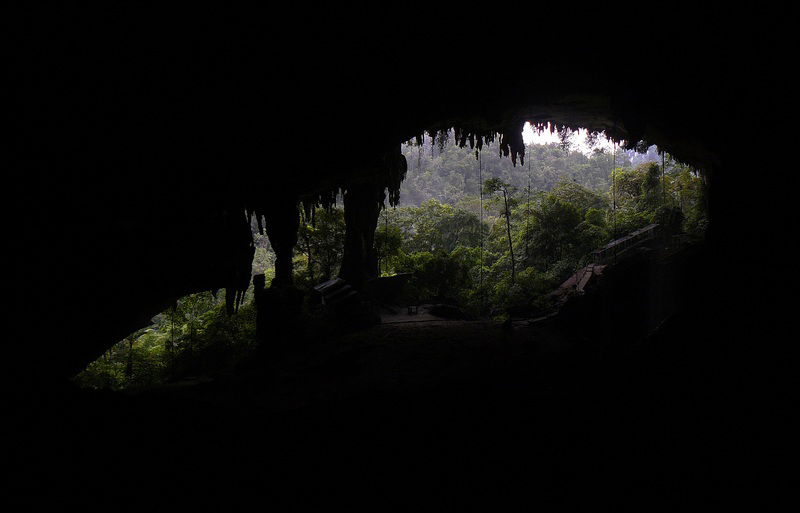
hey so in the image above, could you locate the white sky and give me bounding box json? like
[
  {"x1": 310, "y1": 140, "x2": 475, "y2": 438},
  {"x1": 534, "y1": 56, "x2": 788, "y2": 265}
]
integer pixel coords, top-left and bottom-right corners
[{"x1": 522, "y1": 122, "x2": 616, "y2": 155}]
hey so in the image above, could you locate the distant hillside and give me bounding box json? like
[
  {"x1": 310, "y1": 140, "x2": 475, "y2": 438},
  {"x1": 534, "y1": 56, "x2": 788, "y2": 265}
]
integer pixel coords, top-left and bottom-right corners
[{"x1": 399, "y1": 132, "x2": 660, "y2": 207}]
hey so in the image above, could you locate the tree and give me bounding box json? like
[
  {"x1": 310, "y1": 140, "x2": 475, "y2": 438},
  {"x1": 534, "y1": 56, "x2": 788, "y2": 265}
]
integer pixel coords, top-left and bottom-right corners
[
  {"x1": 585, "y1": 207, "x2": 606, "y2": 228},
  {"x1": 296, "y1": 207, "x2": 346, "y2": 282},
  {"x1": 528, "y1": 194, "x2": 583, "y2": 267},
  {"x1": 390, "y1": 200, "x2": 482, "y2": 255},
  {"x1": 483, "y1": 177, "x2": 517, "y2": 284},
  {"x1": 396, "y1": 250, "x2": 473, "y2": 303},
  {"x1": 550, "y1": 180, "x2": 607, "y2": 217},
  {"x1": 640, "y1": 161, "x2": 663, "y2": 211},
  {"x1": 124, "y1": 329, "x2": 147, "y2": 378},
  {"x1": 74, "y1": 130, "x2": 710, "y2": 392},
  {"x1": 374, "y1": 222, "x2": 403, "y2": 275},
  {"x1": 653, "y1": 205, "x2": 685, "y2": 238},
  {"x1": 298, "y1": 213, "x2": 316, "y2": 283}
]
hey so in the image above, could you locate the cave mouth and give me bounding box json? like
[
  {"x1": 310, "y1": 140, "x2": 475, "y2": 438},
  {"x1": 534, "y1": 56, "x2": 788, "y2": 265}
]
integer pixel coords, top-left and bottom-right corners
[
  {"x1": 73, "y1": 124, "x2": 707, "y2": 393},
  {"x1": 59, "y1": 119, "x2": 714, "y2": 506},
  {"x1": 12, "y1": 13, "x2": 795, "y2": 507}
]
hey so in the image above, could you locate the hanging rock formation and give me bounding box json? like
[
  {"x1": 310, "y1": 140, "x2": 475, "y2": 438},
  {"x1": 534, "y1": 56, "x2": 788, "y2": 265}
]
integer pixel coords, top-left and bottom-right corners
[
  {"x1": 340, "y1": 181, "x2": 385, "y2": 289},
  {"x1": 262, "y1": 197, "x2": 301, "y2": 288},
  {"x1": 339, "y1": 147, "x2": 407, "y2": 289}
]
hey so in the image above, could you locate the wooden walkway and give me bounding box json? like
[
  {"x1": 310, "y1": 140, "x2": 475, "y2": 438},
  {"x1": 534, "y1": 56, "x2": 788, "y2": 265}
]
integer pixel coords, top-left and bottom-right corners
[{"x1": 591, "y1": 223, "x2": 659, "y2": 264}]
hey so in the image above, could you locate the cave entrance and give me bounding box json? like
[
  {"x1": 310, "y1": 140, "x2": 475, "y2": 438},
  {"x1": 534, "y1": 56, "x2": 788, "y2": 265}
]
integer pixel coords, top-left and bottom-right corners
[
  {"x1": 74, "y1": 123, "x2": 707, "y2": 392},
  {"x1": 74, "y1": 227, "x2": 277, "y2": 391},
  {"x1": 372, "y1": 123, "x2": 706, "y2": 326}
]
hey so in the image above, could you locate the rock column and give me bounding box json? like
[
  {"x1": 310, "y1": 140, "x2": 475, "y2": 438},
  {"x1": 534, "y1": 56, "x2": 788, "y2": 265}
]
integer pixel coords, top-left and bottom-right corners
[
  {"x1": 263, "y1": 196, "x2": 300, "y2": 287},
  {"x1": 339, "y1": 182, "x2": 384, "y2": 289}
]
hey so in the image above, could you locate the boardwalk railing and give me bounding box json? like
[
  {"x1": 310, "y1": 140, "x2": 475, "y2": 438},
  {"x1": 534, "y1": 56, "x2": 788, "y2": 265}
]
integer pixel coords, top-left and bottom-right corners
[{"x1": 591, "y1": 223, "x2": 659, "y2": 264}]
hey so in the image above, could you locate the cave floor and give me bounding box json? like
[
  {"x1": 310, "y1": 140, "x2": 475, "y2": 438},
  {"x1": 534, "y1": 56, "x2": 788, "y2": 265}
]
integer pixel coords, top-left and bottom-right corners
[{"x1": 12, "y1": 318, "x2": 778, "y2": 510}]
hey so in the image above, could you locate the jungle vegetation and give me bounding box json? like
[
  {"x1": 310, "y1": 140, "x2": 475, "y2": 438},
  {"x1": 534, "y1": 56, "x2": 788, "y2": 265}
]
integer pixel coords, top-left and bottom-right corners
[{"x1": 75, "y1": 131, "x2": 707, "y2": 390}]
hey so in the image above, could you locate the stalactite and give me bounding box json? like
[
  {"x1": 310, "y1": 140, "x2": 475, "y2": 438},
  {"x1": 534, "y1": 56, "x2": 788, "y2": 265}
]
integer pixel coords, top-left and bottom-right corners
[
  {"x1": 384, "y1": 146, "x2": 408, "y2": 208},
  {"x1": 437, "y1": 128, "x2": 448, "y2": 154},
  {"x1": 300, "y1": 188, "x2": 340, "y2": 213},
  {"x1": 499, "y1": 124, "x2": 525, "y2": 166}
]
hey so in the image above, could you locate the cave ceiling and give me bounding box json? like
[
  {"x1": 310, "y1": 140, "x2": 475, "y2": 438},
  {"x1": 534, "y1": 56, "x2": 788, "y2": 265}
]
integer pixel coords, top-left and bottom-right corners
[{"x1": 9, "y1": 7, "x2": 791, "y2": 378}]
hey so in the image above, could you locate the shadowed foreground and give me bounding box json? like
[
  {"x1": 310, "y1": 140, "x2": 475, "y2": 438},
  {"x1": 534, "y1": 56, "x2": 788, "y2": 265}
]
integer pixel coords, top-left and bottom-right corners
[{"x1": 12, "y1": 314, "x2": 788, "y2": 510}]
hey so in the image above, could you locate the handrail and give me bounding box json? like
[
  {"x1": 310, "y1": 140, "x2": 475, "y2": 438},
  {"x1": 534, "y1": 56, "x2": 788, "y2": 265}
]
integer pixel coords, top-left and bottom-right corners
[{"x1": 591, "y1": 223, "x2": 659, "y2": 264}]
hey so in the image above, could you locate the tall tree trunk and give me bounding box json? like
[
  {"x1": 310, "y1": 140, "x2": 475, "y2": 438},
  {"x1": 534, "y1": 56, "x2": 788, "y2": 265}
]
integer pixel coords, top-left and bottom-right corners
[
  {"x1": 305, "y1": 233, "x2": 314, "y2": 283},
  {"x1": 503, "y1": 191, "x2": 516, "y2": 284}
]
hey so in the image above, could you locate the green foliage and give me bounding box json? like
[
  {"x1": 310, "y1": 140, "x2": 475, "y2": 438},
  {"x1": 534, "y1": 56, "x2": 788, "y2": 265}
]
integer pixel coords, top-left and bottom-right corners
[
  {"x1": 396, "y1": 250, "x2": 473, "y2": 303},
  {"x1": 610, "y1": 167, "x2": 645, "y2": 206},
  {"x1": 375, "y1": 221, "x2": 403, "y2": 275},
  {"x1": 585, "y1": 207, "x2": 606, "y2": 227},
  {"x1": 573, "y1": 222, "x2": 608, "y2": 261},
  {"x1": 639, "y1": 162, "x2": 663, "y2": 211},
  {"x1": 607, "y1": 158, "x2": 705, "y2": 238},
  {"x1": 74, "y1": 358, "x2": 127, "y2": 390},
  {"x1": 488, "y1": 267, "x2": 557, "y2": 312},
  {"x1": 652, "y1": 205, "x2": 685, "y2": 236},
  {"x1": 525, "y1": 195, "x2": 583, "y2": 267},
  {"x1": 393, "y1": 134, "x2": 706, "y2": 317},
  {"x1": 76, "y1": 133, "x2": 709, "y2": 391},
  {"x1": 672, "y1": 165, "x2": 707, "y2": 236},
  {"x1": 400, "y1": 134, "x2": 632, "y2": 206},
  {"x1": 296, "y1": 207, "x2": 347, "y2": 283},
  {"x1": 383, "y1": 200, "x2": 484, "y2": 256},
  {"x1": 483, "y1": 177, "x2": 517, "y2": 283},
  {"x1": 482, "y1": 177, "x2": 512, "y2": 197},
  {"x1": 610, "y1": 208, "x2": 652, "y2": 237},
  {"x1": 75, "y1": 292, "x2": 257, "y2": 390},
  {"x1": 550, "y1": 181, "x2": 607, "y2": 216}
]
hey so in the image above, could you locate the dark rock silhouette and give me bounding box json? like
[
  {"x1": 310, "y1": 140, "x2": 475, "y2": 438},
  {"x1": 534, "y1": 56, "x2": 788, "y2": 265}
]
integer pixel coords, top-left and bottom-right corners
[{"x1": 7, "y1": 10, "x2": 793, "y2": 509}]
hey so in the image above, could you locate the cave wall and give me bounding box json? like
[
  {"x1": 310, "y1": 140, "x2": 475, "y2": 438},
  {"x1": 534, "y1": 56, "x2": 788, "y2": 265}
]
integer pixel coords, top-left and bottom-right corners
[{"x1": 9, "y1": 7, "x2": 793, "y2": 380}]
